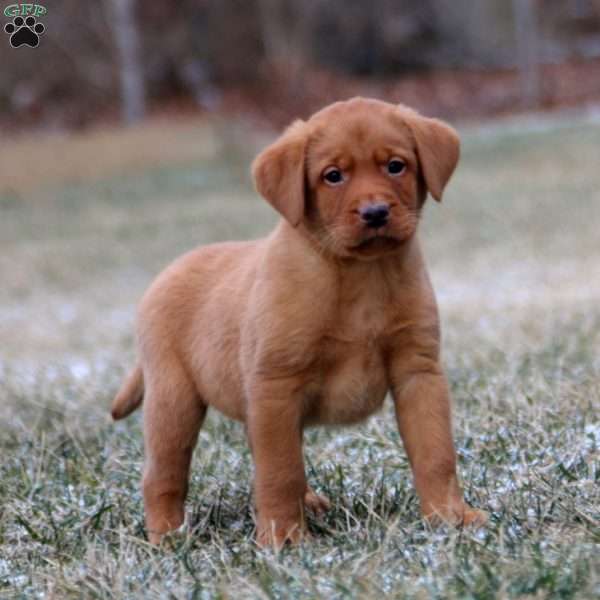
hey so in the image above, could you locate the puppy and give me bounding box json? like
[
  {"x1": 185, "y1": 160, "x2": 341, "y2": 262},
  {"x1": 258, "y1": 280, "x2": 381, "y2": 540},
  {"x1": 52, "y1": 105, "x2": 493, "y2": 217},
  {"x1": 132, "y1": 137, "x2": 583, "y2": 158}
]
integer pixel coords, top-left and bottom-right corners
[{"x1": 111, "y1": 97, "x2": 487, "y2": 547}]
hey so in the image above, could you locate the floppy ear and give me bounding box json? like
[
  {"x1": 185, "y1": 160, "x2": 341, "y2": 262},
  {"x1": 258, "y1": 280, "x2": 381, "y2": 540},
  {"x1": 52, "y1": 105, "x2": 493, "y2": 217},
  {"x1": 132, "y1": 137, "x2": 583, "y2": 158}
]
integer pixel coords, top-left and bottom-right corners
[
  {"x1": 403, "y1": 109, "x2": 460, "y2": 202},
  {"x1": 251, "y1": 120, "x2": 307, "y2": 227}
]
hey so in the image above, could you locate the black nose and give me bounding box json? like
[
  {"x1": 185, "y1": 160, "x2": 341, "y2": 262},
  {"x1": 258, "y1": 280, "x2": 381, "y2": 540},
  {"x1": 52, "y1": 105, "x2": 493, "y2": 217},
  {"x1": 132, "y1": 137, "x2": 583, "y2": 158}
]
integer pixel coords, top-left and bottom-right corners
[{"x1": 359, "y1": 203, "x2": 390, "y2": 228}]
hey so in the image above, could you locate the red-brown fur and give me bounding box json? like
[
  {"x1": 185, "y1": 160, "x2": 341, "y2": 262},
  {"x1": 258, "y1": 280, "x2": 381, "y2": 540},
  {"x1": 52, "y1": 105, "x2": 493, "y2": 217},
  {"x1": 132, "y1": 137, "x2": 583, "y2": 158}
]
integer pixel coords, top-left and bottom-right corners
[{"x1": 111, "y1": 98, "x2": 487, "y2": 547}]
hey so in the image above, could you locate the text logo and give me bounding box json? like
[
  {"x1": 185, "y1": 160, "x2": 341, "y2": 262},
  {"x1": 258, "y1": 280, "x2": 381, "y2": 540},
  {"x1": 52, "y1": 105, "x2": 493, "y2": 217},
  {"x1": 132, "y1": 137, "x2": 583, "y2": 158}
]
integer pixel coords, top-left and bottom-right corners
[{"x1": 4, "y1": 4, "x2": 46, "y2": 47}]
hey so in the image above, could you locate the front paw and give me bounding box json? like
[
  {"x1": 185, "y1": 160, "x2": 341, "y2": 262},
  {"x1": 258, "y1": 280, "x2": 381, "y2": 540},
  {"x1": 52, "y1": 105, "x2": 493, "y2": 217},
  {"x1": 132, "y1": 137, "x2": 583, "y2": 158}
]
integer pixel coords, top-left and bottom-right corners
[
  {"x1": 304, "y1": 486, "x2": 331, "y2": 514},
  {"x1": 424, "y1": 502, "x2": 488, "y2": 528},
  {"x1": 460, "y1": 507, "x2": 488, "y2": 527},
  {"x1": 256, "y1": 515, "x2": 307, "y2": 549}
]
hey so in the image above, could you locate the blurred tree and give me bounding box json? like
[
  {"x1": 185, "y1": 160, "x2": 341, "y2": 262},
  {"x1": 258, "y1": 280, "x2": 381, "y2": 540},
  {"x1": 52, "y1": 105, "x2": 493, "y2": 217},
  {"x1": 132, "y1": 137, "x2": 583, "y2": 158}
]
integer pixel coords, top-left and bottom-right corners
[
  {"x1": 256, "y1": 0, "x2": 322, "y2": 94},
  {"x1": 106, "y1": 0, "x2": 146, "y2": 123},
  {"x1": 512, "y1": 0, "x2": 541, "y2": 108},
  {"x1": 432, "y1": 0, "x2": 515, "y2": 67},
  {"x1": 313, "y1": 0, "x2": 439, "y2": 74},
  {"x1": 1, "y1": 0, "x2": 599, "y2": 130}
]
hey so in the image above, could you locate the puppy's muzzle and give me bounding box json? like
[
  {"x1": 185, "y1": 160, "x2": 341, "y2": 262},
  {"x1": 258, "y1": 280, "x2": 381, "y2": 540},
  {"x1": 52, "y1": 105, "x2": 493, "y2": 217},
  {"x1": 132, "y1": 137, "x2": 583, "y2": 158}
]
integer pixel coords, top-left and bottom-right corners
[{"x1": 359, "y1": 203, "x2": 390, "y2": 229}]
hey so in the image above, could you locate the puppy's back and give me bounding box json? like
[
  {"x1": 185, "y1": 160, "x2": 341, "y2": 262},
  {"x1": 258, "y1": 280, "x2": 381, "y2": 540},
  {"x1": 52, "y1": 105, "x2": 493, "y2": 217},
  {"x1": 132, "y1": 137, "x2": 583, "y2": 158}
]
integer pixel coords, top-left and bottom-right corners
[{"x1": 137, "y1": 240, "x2": 259, "y2": 359}]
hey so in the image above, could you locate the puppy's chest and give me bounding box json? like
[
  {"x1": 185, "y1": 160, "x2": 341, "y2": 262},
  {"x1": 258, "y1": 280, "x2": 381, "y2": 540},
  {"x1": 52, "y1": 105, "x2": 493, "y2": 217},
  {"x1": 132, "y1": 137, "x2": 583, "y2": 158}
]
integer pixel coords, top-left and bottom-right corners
[
  {"x1": 303, "y1": 335, "x2": 389, "y2": 425},
  {"x1": 303, "y1": 299, "x2": 396, "y2": 426}
]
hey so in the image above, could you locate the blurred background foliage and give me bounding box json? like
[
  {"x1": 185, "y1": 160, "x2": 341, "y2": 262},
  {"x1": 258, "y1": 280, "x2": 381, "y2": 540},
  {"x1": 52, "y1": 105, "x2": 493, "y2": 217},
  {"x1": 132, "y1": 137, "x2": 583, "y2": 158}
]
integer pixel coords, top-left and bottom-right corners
[{"x1": 2, "y1": 0, "x2": 600, "y2": 132}]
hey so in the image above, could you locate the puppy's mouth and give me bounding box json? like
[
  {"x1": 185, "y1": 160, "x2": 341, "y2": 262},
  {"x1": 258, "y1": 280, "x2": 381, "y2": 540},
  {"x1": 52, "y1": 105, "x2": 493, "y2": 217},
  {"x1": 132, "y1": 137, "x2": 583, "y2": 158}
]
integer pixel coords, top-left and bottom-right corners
[{"x1": 349, "y1": 234, "x2": 403, "y2": 254}]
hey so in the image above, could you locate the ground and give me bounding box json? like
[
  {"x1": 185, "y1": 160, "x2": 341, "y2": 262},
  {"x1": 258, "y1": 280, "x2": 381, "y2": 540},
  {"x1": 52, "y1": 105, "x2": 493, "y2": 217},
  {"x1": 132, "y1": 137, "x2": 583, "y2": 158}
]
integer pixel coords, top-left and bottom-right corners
[{"x1": 0, "y1": 114, "x2": 599, "y2": 598}]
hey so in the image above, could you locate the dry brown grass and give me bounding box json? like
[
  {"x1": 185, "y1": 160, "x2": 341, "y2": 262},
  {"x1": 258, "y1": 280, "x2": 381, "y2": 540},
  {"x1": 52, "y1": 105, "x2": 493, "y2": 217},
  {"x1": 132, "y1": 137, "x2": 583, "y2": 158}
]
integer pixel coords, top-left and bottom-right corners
[{"x1": 0, "y1": 118, "x2": 221, "y2": 195}]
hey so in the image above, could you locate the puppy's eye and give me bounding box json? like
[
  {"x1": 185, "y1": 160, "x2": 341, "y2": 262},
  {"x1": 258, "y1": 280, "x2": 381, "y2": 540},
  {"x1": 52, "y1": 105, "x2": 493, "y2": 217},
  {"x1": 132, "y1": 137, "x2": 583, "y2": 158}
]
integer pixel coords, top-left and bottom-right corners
[
  {"x1": 387, "y1": 158, "x2": 406, "y2": 176},
  {"x1": 323, "y1": 167, "x2": 344, "y2": 186}
]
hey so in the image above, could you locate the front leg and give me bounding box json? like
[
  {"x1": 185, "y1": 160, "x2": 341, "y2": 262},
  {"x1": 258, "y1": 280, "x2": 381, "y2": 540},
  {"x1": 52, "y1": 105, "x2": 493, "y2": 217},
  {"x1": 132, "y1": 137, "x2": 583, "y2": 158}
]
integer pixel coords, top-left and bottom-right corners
[
  {"x1": 390, "y1": 352, "x2": 487, "y2": 526},
  {"x1": 247, "y1": 377, "x2": 308, "y2": 548}
]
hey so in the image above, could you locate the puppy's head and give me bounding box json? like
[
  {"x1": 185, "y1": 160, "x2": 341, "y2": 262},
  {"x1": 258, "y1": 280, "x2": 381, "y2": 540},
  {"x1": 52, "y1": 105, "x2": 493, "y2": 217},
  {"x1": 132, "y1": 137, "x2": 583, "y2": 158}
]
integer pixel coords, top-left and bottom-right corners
[{"x1": 252, "y1": 97, "x2": 459, "y2": 260}]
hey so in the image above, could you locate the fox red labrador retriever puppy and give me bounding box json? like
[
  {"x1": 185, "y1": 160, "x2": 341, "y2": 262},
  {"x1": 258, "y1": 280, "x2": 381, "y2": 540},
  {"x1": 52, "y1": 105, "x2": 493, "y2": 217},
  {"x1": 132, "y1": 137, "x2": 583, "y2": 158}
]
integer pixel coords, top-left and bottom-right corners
[{"x1": 112, "y1": 97, "x2": 487, "y2": 547}]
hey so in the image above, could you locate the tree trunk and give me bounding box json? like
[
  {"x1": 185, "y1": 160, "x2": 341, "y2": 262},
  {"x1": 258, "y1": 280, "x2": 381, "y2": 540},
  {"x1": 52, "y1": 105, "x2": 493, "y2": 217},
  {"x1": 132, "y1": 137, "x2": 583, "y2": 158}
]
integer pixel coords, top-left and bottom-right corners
[
  {"x1": 512, "y1": 0, "x2": 541, "y2": 108},
  {"x1": 107, "y1": 0, "x2": 146, "y2": 124}
]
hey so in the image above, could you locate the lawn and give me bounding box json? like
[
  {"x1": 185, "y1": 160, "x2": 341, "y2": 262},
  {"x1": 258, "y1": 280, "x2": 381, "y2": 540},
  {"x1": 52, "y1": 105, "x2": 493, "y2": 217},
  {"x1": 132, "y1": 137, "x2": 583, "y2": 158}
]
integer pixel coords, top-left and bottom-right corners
[{"x1": 0, "y1": 113, "x2": 599, "y2": 599}]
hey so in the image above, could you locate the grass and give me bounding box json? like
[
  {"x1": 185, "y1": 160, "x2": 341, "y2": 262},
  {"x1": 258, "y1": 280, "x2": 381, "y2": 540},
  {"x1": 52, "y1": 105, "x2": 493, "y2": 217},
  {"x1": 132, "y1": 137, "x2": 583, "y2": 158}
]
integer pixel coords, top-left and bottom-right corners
[{"x1": 1, "y1": 114, "x2": 599, "y2": 599}]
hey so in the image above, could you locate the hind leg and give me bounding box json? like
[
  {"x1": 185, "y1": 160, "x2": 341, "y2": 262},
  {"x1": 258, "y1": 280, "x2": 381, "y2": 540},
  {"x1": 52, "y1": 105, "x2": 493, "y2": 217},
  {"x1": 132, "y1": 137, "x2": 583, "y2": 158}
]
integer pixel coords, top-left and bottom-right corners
[{"x1": 142, "y1": 368, "x2": 206, "y2": 543}]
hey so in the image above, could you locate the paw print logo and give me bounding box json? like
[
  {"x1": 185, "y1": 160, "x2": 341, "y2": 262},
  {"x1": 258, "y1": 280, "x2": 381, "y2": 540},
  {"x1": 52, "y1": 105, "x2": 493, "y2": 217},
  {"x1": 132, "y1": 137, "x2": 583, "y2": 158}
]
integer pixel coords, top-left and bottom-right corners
[{"x1": 4, "y1": 15, "x2": 45, "y2": 48}]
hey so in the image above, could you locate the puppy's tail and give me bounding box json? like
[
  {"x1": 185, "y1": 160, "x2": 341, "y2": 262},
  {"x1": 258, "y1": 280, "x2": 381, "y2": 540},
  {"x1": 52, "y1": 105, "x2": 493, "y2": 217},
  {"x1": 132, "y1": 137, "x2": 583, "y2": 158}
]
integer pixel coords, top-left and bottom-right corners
[{"x1": 111, "y1": 364, "x2": 144, "y2": 420}]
